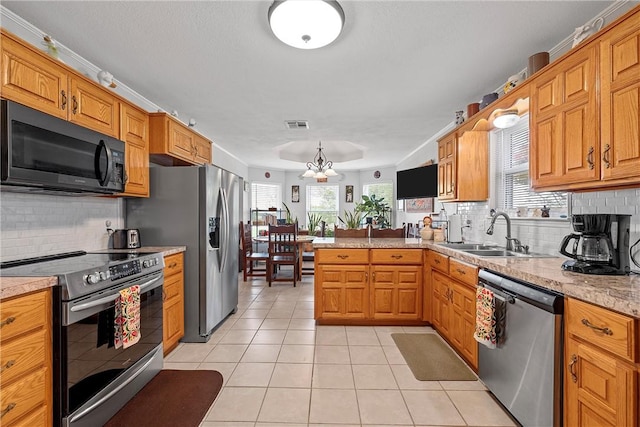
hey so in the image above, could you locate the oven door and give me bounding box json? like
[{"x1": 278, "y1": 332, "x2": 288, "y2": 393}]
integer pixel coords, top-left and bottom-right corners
[{"x1": 60, "y1": 271, "x2": 163, "y2": 427}]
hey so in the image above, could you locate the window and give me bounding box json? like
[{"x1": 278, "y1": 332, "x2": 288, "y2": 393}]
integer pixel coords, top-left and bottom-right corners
[
  {"x1": 251, "y1": 182, "x2": 281, "y2": 210},
  {"x1": 362, "y1": 182, "x2": 393, "y2": 203},
  {"x1": 306, "y1": 185, "x2": 339, "y2": 228},
  {"x1": 493, "y1": 115, "x2": 568, "y2": 216}
]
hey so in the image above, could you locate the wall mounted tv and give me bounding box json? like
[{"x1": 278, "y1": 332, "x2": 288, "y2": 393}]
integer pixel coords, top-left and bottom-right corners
[{"x1": 396, "y1": 164, "x2": 438, "y2": 200}]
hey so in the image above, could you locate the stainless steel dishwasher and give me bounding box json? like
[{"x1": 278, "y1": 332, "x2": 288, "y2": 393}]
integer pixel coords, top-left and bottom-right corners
[{"x1": 477, "y1": 269, "x2": 564, "y2": 427}]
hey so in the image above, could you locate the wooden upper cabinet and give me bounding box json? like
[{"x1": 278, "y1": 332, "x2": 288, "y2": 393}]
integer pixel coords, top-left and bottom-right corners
[
  {"x1": 437, "y1": 133, "x2": 457, "y2": 200},
  {"x1": 530, "y1": 45, "x2": 598, "y2": 190},
  {"x1": 1, "y1": 31, "x2": 68, "y2": 120},
  {"x1": 120, "y1": 102, "x2": 149, "y2": 197},
  {"x1": 69, "y1": 76, "x2": 119, "y2": 137},
  {"x1": 149, "y1": 113, "x2": 212, "y2": 166},
  {"x1": 600, "y1": 8, "x2": 640, "y2": 183}
]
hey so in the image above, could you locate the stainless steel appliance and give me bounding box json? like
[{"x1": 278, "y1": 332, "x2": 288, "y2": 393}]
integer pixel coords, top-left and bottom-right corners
[
  {"x1": 477, "y1": 269, "x2": 564, "y2": 427},
  {"x1": 112, "y1": 229, "x2": 141, "y2": 249},
  {"x1": 1, "y1": 100, "x2": 126, "y2": 195},
  {"x1": 126, "y1": 164, "x2": 240, "y2": 342},
  {"x1": 560, "y1": 213, "x2": 631, "y2": 275},
  {"x1": 0, "y1": 250, "x2": 164, "y2": 427}
]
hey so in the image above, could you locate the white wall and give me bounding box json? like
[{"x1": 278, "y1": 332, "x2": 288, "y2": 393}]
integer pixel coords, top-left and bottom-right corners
[{"x1": 0, "y1": 193, "x2": 124, "y2": 262}]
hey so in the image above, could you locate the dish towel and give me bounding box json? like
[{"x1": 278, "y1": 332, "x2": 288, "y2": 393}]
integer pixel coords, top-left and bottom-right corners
[
  {"x1": 114, "y1": 285, "x2": 141, "y2": 349},
  {"x1": 474, "y1": 286, "x2": 498, "y2": 348}
]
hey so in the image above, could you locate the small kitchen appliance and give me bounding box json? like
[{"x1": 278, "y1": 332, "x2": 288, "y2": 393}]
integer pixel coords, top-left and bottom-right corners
[
  {"x1": 559, "y1": 214, "x2": 631, "y2": 275},
  {"x1": 113, "y1": 229, "x2": 141, "y2": 249}
]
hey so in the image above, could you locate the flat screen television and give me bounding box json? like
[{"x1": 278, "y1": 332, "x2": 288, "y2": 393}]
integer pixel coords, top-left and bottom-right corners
[{"x1": 396, "y1": 164, "x2": 438, "y2": 199}]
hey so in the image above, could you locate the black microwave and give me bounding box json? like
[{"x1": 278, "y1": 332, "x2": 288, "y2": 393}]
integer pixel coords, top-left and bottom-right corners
[{"x1": 1, "y1": 100, "x2": 125, "y2": 195}]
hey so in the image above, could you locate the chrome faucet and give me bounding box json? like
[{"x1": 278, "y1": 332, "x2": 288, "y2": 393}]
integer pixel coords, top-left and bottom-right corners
[{"x1": 486, "y1": 211, "x2": 520, "y2": 252}]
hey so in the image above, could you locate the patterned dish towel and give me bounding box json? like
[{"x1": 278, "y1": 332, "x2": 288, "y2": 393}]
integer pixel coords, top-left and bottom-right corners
[
  {"x1": 114, "y1": 285, "x2": 141, "y2": 349},
  {"x1": 474, "y1": 286, "x2": 497, "y2": 348}
]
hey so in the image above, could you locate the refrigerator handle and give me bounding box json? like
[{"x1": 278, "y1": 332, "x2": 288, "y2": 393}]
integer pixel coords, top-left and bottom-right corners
[{"x1": 220, "y1": 187, "x2": 230, "y2": 273}]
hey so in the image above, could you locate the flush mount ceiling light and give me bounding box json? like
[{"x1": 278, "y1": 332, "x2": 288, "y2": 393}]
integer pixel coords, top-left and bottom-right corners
[
  {"x1": 302, "y1": 141, "x2": 338, "y2": 182},
  {"x1": 268, "y1": 0, "x2": 345, "y2": 49},
  {"x1": 493, "y1": 109, "x2": 521, "y2": 129}
]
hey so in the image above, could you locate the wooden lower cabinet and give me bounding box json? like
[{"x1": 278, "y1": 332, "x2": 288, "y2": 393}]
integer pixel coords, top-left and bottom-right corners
[
  {"x1": 163, "y1": 253, "x2": 185, "y2": 355},
  {"x1": 427, "y1": 251, "x2": 478, "y2": 370},
  {"x1": 315, "y1": 264, "x2": 369, "y2": 320},
  {"x1": 564, "y1": 298, "x2": 638, "y2": 427},
  {"x1": 0, "y1": 289, "x2": 52, "y2": 427},
  {"x1": 370, "y1": 265, "x2": 422, "y2": 321}
]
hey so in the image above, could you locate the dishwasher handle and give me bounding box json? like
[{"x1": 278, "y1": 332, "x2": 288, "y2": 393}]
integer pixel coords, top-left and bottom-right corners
[{"x1": 480, "y1": 283, "x2": 516, "y2": 304}]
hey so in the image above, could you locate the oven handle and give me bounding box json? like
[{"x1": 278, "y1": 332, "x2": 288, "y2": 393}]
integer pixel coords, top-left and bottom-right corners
[
  {"x1": 69, "y1": 275, "x2": 162, "y2": 313},
  {"x1": 67, "y1": 352, "x2": 156, "y2": 423}
]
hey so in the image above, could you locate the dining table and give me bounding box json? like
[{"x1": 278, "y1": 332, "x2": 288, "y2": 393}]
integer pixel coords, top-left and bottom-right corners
[{"x1": 253, "y1": 234, "x2": 316, "y2": 279}]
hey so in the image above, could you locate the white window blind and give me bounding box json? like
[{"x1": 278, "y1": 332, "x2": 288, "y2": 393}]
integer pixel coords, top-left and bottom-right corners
[
  {"x1": 251, "y1": 182, "x2": 281, "y2": 210},
  {"x1": 495, "y1": 116, "x2": 567, "y2": 213},
  {"x1": 306, "y1": 185, "x2": 339, "y2": 227}
]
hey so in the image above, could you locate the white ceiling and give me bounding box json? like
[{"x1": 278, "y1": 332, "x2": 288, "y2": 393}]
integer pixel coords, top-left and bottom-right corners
[{"x1": 3, "y1": 1, "x2": 615, "y2": 172}]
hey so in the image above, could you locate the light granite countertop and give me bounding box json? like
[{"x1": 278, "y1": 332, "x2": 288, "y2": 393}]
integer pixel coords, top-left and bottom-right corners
[
  {"x1": 0, "y1": 246, "x2": 186, "y2": 300},
  {"x1": 313, "y1": 237, "x2": 640, "y2": 318}
]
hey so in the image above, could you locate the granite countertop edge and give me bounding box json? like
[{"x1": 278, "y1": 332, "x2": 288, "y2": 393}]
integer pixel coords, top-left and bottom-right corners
[
  {"x1": 313, "y1": 237, "x2": 640, "y2": 318},
  {"x1": 1, "y1": 246, "x2": 187, "y2": 300}
]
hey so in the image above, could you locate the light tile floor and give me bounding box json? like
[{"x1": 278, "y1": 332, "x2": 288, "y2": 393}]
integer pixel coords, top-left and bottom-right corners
[{"x1": 164, "y1": 274, "x2": 516, "y2": 427}]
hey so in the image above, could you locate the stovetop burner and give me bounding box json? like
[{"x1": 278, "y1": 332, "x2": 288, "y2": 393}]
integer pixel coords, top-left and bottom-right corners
[{"x1": 0, "y1": 250, "x2": 164, "y2": 300}]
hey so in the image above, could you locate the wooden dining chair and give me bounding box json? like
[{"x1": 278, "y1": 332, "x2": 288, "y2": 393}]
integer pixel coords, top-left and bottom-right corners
[
  {"x1": 334, "y1": 226, "x2": 370, "y2": 238},
  {"x1": 240, "y1": 222, "x2": 269, "y2": 281},
  {"x1": 370, "y1": 226, "x2": 406, "y2": 238},
  {"x1": 267, "y1": 223, "x2": 300, "y2": 286}
]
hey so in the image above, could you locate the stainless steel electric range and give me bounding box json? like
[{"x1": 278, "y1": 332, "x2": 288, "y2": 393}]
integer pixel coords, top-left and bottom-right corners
[{"x1": 1, "y1": 250, "x2": 165, "y2": 427}]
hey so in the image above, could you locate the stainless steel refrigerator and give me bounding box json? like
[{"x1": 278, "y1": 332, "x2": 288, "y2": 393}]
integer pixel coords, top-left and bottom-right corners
[{"x1": 126, "y1": 164, "x2": 240, "y2": 342}]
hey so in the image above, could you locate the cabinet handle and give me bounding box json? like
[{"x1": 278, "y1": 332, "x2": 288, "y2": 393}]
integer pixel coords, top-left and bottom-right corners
[
  {"x1": 1, "y1": 360, "x2": 15, "y2": 373},
  {"x1": 72, "y1": 95, "x2": 78, "y2": 114},
  {"x1": 123, "y1": 170, "x2": 129, "y2": 184},
  {"x1": 581, "y1": 318, "x2": 613, "y2": 335},
  {"x1": 337, "y1": 254, "x2": 349, "y2": 259},
  {"x1": 1, "y1": 403, "x2": 16, "y2": 418},
  {"x1": 450, "y1": 181, "x2": 455, "y2": 191},
  {"x1": 391, "y1": 254, "x2": 403, "y2": 259},
  {"x1": 168, "y1": 262, "x2": 178, "y2": 268},
  {"x1": 568, "y1": 354, "x2": 578, "y2": 383},
  {"x1": 0, "y1": 316, "x2": 15, "y2": 328},
  {"x1": 587, "y1": 146, "x2": 594, "y2": 170},
  {"x1": 61, "y1": 90, "x2": 67, "y2": 110},
  {"x1": 602, "y1": 144, "x2": 611, "y2": 169},
  {"x1": 372, "y1": 272, "x2": 376, "y2": 279},
  {"x1": 455, "y1": 268, "x2": 466, "y2": 275},
  {"x1": 434, "y1": 259, "x2": 441, "y2": 264},
  {"x1": 448, "y1": 289, "x2": 454, "y2": 302},
  {"x1": 162, "y1": 290, "x2": 167, "y2": 302}
]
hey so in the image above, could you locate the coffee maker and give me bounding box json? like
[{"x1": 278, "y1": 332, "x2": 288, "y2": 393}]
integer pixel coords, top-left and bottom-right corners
[{"x1": 559, "y1": 214, "x2": 631, "y2": 275}]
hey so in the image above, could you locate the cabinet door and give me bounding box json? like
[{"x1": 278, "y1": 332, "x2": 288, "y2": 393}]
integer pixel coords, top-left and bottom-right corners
[
  {"x1": 193, "y1": 134, "x2": 212, "y2": 165},
  {"x1": 69, "y1": 77, "x2": 119, "y2": 137},
  {"x1": 120, "y1": 102, "x2": 149, "y2": 197},
  {"x1": 565, "y1": 337, "x2": 637, "y2": 427},
  {"x1": 450, "y1": 280, "x2": 478, "y2": 369},
  {"x1": 168, "y1": 120, "x2": 196, "y2": 162},
  {"x1": 600, "y1": 11, "x2": 640, "y2": 183},
  {"x1": 431, "y1": 270, "x2": 451, "y2": 337},
  {"x1": 370, "y1": 265, "x2": 422, "y2": 320},
  {"x1": 315, "y1": 264, "x2": 368, "y2": 320},
  {"x1": 456, "y1": 131, "x2": 488, "y2": 201},
  {"x1": 0, "y1": 32, "x2": 68, "y2": 120},
  {"x1": 437, "y1": 135, "x2": 457, "y2": 200},
  {"x1": 163, "y1": 272, "x2": 184, "y2": 356}
]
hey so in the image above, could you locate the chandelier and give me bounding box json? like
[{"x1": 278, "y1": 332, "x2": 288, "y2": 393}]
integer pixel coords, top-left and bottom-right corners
[
  {"x1": 268, "y1": 0, "x2": 345, "y2": 50},
  {"x1": 302, "y1": 141, "x2": 338, "y2": 182}
]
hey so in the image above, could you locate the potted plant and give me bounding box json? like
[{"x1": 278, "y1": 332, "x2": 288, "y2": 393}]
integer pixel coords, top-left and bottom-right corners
[
  {"x1": 282, "y1": 202, "x2": 296, "y2": 224},
  {"x1": 338, "y1": 208, "x2": 363, "y2": 229},
  {"x1": 359, "y1": 194, "x2": 390, "y2": 228},
  {"x1": 307, "y1": 212, "x2": 323, "y2": 236}
]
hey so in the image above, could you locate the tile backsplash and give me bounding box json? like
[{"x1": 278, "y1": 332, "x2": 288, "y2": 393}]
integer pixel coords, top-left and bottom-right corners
[
  {"x1": 0, "y1": 193, "x2": 124, "y2": 262},
  {"x1": 448, "y1": 188, "x2": 640, "y2": 268}
]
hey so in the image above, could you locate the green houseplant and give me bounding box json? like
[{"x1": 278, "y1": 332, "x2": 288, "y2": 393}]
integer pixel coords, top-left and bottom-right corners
[
  {"x1": 360, "y1": 194, "x2": 391, "y2": 228},
  {"x1": 307, "y1": 212, "x2": 323, "y2": 235},
  {"x1": 338, "y1": 208, "x2": 363, "y2": 229}
]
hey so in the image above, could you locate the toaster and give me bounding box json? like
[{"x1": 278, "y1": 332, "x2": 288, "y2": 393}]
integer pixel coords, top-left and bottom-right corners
[{"x1": 113, "y1": 229, "x2": 141, "y2": 249}]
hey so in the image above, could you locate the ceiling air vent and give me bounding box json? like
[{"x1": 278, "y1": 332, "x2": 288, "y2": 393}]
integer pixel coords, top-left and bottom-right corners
[{"x1": 285, "y1": 120, "x2": 309, "y2": 130}]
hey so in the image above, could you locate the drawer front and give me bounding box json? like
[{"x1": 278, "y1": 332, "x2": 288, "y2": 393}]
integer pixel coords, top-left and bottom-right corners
[
  {"x1": 0, "y1": 291, "x2": 47, "y2": 342},
  {"x1": 0, "y1": 367, "x2": 46, "y2": 426},
  {"x1": 371, "y1": 249, "x2": 422, "y2": 264},
  {"x1": 566, "y1": 298, "x2": 636, "y2": 362},
  {"x1": 316, "y1": 249, "x2": 369, "y2": 264},
  {"x1": 164, "y1": 253, "x2": 184, "y2": 277},
  {"x1": 0, "y1": 329, "x2": 45, "y2": 385},
  {"x1": 449, "y1": 258, "x2": 478, "y2": 287},
  {"x1": 164, "y1": 273, "x2": 183, "y2": 301},
  {"x1": 427, "y1": 250, "x2": 449, "y2": 273}
]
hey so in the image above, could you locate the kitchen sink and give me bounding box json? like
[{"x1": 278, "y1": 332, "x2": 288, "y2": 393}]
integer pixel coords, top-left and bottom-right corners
[
  {"x1": 462, "y1": 249, "x2": 555, "y2": 258},
  {"x1": 437, "y1": 243, "x2": 498, "y2": 250}
]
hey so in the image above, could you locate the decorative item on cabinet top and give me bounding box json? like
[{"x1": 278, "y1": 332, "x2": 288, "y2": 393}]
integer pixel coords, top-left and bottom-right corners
[{"x1": 571, "y1": 17, "x2": 604, "y2": 48}]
